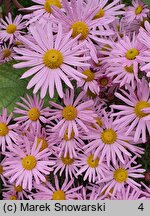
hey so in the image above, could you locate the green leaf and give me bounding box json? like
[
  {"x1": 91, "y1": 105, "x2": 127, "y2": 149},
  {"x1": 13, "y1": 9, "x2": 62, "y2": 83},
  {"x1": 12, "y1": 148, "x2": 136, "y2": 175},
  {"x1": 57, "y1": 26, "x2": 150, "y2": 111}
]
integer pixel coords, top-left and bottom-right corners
[
  {"x1": 0, "y1": 61, "x2": 58, "y2": 114},
  {"x1": 143, "y1": 0, "x2": 150, "y2": 7},
  {"x1": 0, "y1": 61, "x2": 32, "y2": 114}
]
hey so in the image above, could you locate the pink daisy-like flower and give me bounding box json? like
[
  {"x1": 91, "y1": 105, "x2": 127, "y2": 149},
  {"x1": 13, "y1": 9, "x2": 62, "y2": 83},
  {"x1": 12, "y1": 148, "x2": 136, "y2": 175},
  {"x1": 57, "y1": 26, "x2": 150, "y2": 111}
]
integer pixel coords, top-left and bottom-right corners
[
  {"x1": 0, "y1": 158, "x2": 7, "y2": 185},
  {"x1": 0, "y1": 108, "x2": 18, "y2": 152},
  {"x1": 0, "y1": 13, "x2": 26, "y2": 44},
  {"x1": 33, "y1": 176, "x2": 82, "y2": 200},
  {"x1": 23, "y1": 0, "x2": 63, "y2": 25},
  {"x1": 52, "y1": 152, "x2": 79, "y2": 179},
  {"x1": 52, "y1": 0, "x2": 114, "y2": 62},
  {"x1": 98, "y1": 156, "x2": 145, "y2": 196},
  {"x1": 3, "y1": 136, "x2": 55, "y2": 191},
  {"x1": 0, "y1": 44, "x2": 15, "y2": 63},
  {"x1": 48, "y1": 89, "x2": 97, "y2": 138},
  {"x1": 14, "y1": 94, "x2": 49, "y2": 130},
  {"x1": 77, "y1": 67, "x2": 100, "y2": 95},
  {"x1": 100, "y1": 33, "x2": 146, "y2": 79},
  {"x1": 111, "y1": 78, "x2": 150, "y2": 143},
  {"x1": 2, "y1": 181, "x2": 30, "y2": 200},
  {"x1": 76, "y1": 151, "x2": 108, "y2": 182},
  {"x1": 84, "y1": 111, "x2": 144, "y2": 166},
  {"x1": 124, "y1": 0, "x2": 149, "y2": 24},
  {"x1": 87, "y1": 0, "x2": 125, "y2": 20},
  {"x1": 2, "y1": 191, "x2": 18, "y2": 200},
  {"x1": 13, "y1": 23, "x2": 90, "y2": 98}
]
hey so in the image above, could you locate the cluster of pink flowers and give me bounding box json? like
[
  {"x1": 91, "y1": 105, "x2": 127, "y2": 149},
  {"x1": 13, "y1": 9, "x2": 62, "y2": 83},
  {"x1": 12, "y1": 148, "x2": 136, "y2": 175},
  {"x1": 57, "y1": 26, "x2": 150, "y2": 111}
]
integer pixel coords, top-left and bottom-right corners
[{"x1": 0, "y1": 0, "x2": 150, "y2": 200}]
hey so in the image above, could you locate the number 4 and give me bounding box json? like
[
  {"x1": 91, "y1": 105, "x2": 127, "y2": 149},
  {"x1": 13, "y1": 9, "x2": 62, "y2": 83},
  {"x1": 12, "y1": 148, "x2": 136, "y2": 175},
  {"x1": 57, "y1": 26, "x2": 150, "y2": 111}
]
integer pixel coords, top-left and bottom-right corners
[{"x1": 138, "y1": 203, "x2": 144, "y2": 211}]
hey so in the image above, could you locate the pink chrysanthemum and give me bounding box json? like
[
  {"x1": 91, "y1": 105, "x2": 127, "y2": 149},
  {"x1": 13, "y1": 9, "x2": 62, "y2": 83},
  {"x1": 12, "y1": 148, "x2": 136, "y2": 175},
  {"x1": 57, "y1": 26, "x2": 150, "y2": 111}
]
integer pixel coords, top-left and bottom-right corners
[
  {"x1": 76, "y1": 151, "x2": 108, "y2": 182},
  {"x1": 52, "y1": 152, "x2": 79, "y2": 179},
  {"x1": 48, "y1": 89, "x2": 97, "y2": 138},
  {"x1": 111, "y1": 78, "x2": 150, "y2": 143},
  {"x1": 0, "y1": 13, "x2": 26, "y2": 44},
  {"x1": 0, "y1": 158, "x2": 7, "y2": 185},
  {"x1": 124, "y1": 0, "x2": 149, "y2": 24},
  {"x1": 3, "y1": 136, "x2": 55, "y2": 191},
  {"x1": 52, "y1": 0, "x2": 114, "y2": 62},
  {"x1": 0, "y1": 108, "x2": 18, "y2": 152},
  {"x1": 0, "y1": 44, "x2": 15, "y2": 63},
  {"x1": 13, "y1": 23, "x2": 90, "y2": 98},
  {"x1": 84, "y1": 111, "x2": 144, "y2": 166},
  {"x1": 77, "y1": 67, "x2": 100, "y2": 95},
  {"x1": 23, "y1": 0, "x2": 63, "y2": 25},
  {"x1": 33, "y1": 176, "x2": 82, "y2": 200},
  {"x1": 14, "y1": 94, "x2": 49, "y2": 130},
  {"x1": 98, "y1": 157, "x2": 145, "y2": 196},
  {"x1": 2, "y1": 191, "x2": 18, "y2": 200}
]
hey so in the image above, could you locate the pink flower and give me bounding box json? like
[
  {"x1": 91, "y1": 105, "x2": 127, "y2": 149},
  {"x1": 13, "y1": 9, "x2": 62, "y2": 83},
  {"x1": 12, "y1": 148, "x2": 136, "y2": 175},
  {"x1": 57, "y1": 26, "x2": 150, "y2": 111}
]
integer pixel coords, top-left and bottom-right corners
[
  {"x1": 3, "y1": 136, "x2": 55, "y2": 191},
  {"x1": 33, "y1": 176, "x2": 82, "y2": 200},
  {"x1": 14, "y1": 94, "x2": 49, "y2": 130},
  {"x1": 111, "y1": 78, "x2": 150, "y2": 143},
  {"x1": 48, "y1": 89, "x2": 97, "y2": 138},
  {"x1": 13, "y1": 23, "x2": 90, "y2": 98},
  {"x1": 98, "y1": 157, "x2": 145, "y2": 196},
  {"x1": 0, "y1": 13, "x2": 26, "y2": 44},
  {"x1": 124, "y1": 0, "x2": 149, "y2": 24},
  {"x1": 0, "y1": 44, "x2": 15, "y2": 63},
  {"x1": 84, "y1": 112, "x2": 142, "y2": 166},
  {"x1": 0, "y1": 108, "x2": 18, "y2": 152}
]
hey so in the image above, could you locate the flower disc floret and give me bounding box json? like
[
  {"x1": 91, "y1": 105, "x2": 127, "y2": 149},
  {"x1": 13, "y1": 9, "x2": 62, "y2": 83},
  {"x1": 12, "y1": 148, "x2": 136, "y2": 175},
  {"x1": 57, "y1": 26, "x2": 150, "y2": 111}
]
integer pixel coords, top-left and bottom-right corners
[
  {"x1": 28, "y1": 108, "x2": 40, "y2": 121},
  {"x1": 101, "y1": 129, "x2": 117, "y2": 144},
  {"x1": 6, "y1": 24, "x2": 17, "y2": 34},
  {"x1": 134, "y1": 101, "x2": 150, "y2": 118},
  {"x1": 14, "y1": 185, "x2": 23, "y2": 192},
  {"x1": 83, "y1": 69, "x2": 95, "y2": 82},
  {"x1": 125, "y1": 48, "x2": 139, "y2": 60},
  {"x1": 44, "y1": 0, "x2": 62, "y2": 13},
  {"x1": 124, "y1": 65, "x2": 134, "y2": 73},
  {"x1": 0, "y1": 123, "x2": 9, "y2": 136},
  {"x1": 43, "y1": 49, "x2": 63, "y2": 69},
  {"x1": 52, "y1": 190, "x2": 66, "y2": 200},
  {"x1": 0, "y1": 165, "x2": 3, "y2": 174},
  {"x1": 87, "y1": 154, "x2": 99, "y2": 168},
  {"x1": 114, "y1": 168, "x2": 128, "y2": 183},
  {"x1": 93, "y1": 8, "x2": 105, "y2": 19},
  {"x1": 135, "y1": 5, "x2": 143, "y2": 15},
  {"x1": 22, "y1": 155, "x2": 37, "y2": 170},
  {"x1": 63, "y1": 129, "x2": 75, "y2": 141},
  {"x1": 10, "y1": 195, "x2": 17, "y2": 200},
  {"x1": 61, "y1": 154, "x2": 74, "y2": 165},
  {"x1": 3, "y1": 49, "x2": 11, "y2": 58},
  {"x1": 37, "y1": 138, "x2": 48, "y2": 151},
  {"x1": 62, "y1": 106, "x2": 77, "y2": 121},
  {"x1": 71, "y1": 21, "x2": 89, "y2": 40}
]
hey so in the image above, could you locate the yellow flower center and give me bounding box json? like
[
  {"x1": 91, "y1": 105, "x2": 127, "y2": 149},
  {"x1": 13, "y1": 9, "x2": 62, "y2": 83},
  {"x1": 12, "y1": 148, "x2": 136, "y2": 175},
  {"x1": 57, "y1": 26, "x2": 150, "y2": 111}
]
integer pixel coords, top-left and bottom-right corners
[
  {"x1": 10, "y1": 195, "x2": 17, "y2": 200},
  {"x1": 83, "y1": 69, "x2": 95, "y2": 82},
  {"x1": 87, "y1": 154, "x2": 99, "y2": 168},
  {"x1": 37, "y1": 137, "x2": 48, "y2": 151},
  {"x1": 124, "y1": 65, "x2": 134, "y2": 73},
  {"x1": 101, "y1": 129, "x2": 117, "y2": 144},
  {"x1": 114, "y1": 168, "x2": 128, "y2": 183},
  {"x1": 15, "y1": 41, "x2": 22, "y2": 46},
  {"x1": 28, "y1": 108, "x2": 40, "y2": 121},
  {"x1": 22, "y1": 155, "x2": 37, "y2": 170},
  {"x1": 6, "y1": 24, "x2": 17, "y2": 34},
  {"x1": 61, "y1": 153, "x2": 74, "y2": 165},
  {"x1": 134, "y1": 101, "x2": 150, "y2": 118},
  {"x1": 135, "y1": 5, "x2": 143, "y2": 15},
  {"x1": 125, "y1": 48, "x2": 139, "y2": 60},
  {"x1": 0, "y1": 165, "x2": 3, "y2": 174},
  {"x1": 52, "y1": 190, "x2": 66, "y2": 200},
  {"x1": 3, "y1": 49, "x2": 11, "y2": 58},
  {"x1": 62, "y1": 106, "x2": 77, "y2": 121},
  {"x1": 86, "y1": 89, "x2": 97, "y2": 99},
  {"x1": 44, "y1": 0, "x2": 62, "y2": 13},
  {"x1": 93, "y1": 8, "x2": 105, "y2": 19},
  {"x1": 99, "y1": 78, "x2": 108, "y2": 86},
  {"x1": 0, "y1": 123, "x2": 9, "y2": 136},
  {"x1": 63, "y1": 129, "x2": 75, "y2": 141},
  {"x1": 71, "y1": 21, "x2": 89, "y2": 40},
  {"x1": 91, "y1": 117, "x2": 103, "y2": 129},
  {"x1": 43, "y1": 49, "x2": 63, "y2": 69},
  {"x1": 14, "y1": 185, "x2": 23, "y2": 192}
]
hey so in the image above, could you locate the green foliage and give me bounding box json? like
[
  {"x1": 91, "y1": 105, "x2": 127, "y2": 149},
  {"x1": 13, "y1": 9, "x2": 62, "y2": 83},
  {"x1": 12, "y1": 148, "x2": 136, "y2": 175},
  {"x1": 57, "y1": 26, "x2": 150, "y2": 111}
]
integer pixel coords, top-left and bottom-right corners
[
  {"x1": 0, "y1": 61, "x2": 58, "y2": 114},
  {"x1": 143, "y1": 0, "x2": 150, "y2": 7}
]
